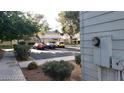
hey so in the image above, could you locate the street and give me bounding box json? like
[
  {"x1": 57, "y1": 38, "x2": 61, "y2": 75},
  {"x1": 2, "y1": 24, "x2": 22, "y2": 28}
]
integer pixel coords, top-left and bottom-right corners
[{"x1": 30, "y1": 47, "x2": 80, "y2": 60}]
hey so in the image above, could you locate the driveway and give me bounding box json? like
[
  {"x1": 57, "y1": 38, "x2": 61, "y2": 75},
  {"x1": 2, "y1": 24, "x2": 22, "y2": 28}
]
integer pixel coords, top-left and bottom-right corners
[{"x1": 30, "y1": 48, "x2": 80, "y2": 60}]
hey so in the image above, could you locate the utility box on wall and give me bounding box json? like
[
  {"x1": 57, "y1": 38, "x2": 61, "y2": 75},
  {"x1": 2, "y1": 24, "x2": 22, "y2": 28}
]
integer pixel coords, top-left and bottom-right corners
[
  {"x1": 93, "y1": 36, "x2": 112, "y2": 68},
  {"x1": 93, "y1": 35, "x2": 124, "y2": 70}
]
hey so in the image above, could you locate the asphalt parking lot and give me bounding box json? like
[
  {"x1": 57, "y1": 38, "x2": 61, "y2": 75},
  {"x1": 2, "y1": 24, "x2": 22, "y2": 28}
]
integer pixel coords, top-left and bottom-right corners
[{"x1": 30, "y1": 48, "x2": 80, "y2": 60}]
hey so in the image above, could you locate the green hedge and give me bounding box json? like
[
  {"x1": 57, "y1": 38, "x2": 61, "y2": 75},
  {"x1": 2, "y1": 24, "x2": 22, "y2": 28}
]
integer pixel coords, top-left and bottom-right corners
[
  {"x1": 75, "y1": 54, "x2": 81, "y2": 66},
  {"x1": 41, "y1": 60, "x2": 74, "y2": 81},
  {"x1": 18, "y1": 41, "x2": 26, "y2": 45},
  {"x1": 0, "y1": 45, "x2": 13, "y2": 49},
  {"x1": 28, "y1": 42, "x2": 35, "y2": 45},
  {"x1": 13, "y1": 45, "x2": 30, "y2": 61},
  {"x1": 27, "y1": 62, "x2": 38, "y2": 70}
]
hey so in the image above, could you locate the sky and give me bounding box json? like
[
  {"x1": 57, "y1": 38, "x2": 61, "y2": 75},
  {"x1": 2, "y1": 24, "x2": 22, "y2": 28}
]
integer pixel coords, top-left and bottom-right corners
[{"x1": 33, "y1": 11, "x2": 62, "y2": 32}]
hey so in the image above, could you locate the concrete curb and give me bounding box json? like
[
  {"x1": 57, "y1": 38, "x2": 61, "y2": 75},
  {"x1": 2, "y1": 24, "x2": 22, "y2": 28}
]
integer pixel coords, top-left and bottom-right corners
[
  {"x1": 65, "y1": 47, "x2": 80, "y2": 50},
  {"x1": 19, "y1": 56, "x2": 75, "y2": 68}
]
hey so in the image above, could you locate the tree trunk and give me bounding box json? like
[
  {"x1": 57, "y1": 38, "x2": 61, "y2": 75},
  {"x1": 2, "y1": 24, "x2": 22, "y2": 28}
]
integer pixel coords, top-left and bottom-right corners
[
  {"x1": 36, "y1": 34, "x2": 41, "y2": 43},
  {"x1": 69, "y1": 35, "x2": 73, "y2": 44}
]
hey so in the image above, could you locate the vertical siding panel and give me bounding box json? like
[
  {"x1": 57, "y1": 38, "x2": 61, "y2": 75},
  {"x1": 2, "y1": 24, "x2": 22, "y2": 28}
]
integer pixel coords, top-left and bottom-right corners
[
  {"x1": 80, "y1": 11, "x2": 84, "y2": 80},
  {"x1": 80, "y1": 11, "x2": 124, "y2": 81}
]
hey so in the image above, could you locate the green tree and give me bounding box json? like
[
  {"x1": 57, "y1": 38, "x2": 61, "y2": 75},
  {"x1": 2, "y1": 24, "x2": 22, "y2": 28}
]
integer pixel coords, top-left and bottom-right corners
[
  {"x1": 58, "y1": 11, "x2": 79, "y2": 44},
  {"x1": 0, "y1": 11, "x2": 37, "y2": 41},
  {"x1": 0, "y1": 11, "x2": 49, "y2": 43},
  {"x1": 26, "y1": 12, "x2": 50, "y2": 42}
]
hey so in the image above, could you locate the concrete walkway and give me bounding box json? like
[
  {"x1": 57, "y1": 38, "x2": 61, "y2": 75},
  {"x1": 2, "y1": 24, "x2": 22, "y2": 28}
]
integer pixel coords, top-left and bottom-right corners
[
  {"x1": 19, "y1": 56, "x2": 75, "y2": 68},
  {"x1": 0, "y1": 51, "x2": 25, "y2": 81},
  {"x1": 65, "y1": 45, "x2": 80, "y2": 50}
]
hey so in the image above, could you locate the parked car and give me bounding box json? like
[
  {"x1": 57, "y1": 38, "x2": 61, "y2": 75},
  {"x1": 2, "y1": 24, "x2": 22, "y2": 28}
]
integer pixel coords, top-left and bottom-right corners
[
  {"x1": 33, "y1": 43, "x2": 46, "y2": 50},
  {"x1": 46, "y1": 42, "x2": 56, "y2": 49},
  {"x1": 56, "y1": 42, "x2": 65, "y2": 48}
]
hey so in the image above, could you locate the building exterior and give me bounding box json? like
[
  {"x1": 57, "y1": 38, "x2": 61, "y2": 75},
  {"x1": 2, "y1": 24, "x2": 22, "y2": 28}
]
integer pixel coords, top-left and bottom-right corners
[
  {"x1": 80, "y1": 11, "x2": 124, "y2": 81},
  {"x1": 39, "y1": 31, "x2": 61, "y2": 43},
  {"x1": 38, "y1": 31, "x2": 80, "y2": 44},
  {"x1": 73, "y1": 32, "x2": 80, "y2": 44},
  {"x1": 61, "y1": 34, "x2": 70, "y2": 44},
  {"x1": 61, "y1": 33, "x2": 80, "y2": 44}
]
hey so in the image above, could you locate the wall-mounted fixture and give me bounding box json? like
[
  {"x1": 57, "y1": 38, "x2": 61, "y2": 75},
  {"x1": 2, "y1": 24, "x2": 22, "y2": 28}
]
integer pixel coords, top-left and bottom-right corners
[
  {"x1": 92, "y1": 36, "x2": 112, "y2": 68},
  {"x1": 92, "y1": 37, "x2": 100, "y2": 47},
  {"x1": 92, "y1": 35, "x2": 124, "y2": 81}
]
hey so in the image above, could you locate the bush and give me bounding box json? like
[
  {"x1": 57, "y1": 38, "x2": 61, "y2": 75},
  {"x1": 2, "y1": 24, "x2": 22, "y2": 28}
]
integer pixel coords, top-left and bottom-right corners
[
  {"x1": 41, "y1": 60, "x2": 74, "y2": 81},
  {"x1": 13, "y1": 44, "x2": 17, "y2": 49},
  {"x1": 27, "y1": 62, "x2": 38, "y2": 70},
  {"x1": 18, "y1": 41, "x2": 26, "y2": 45},
  {"x1": 75, "y1": 54, "x2": 81, "y2": 66},
  {"x1": 0, "y1": 45, "x2": 13, "y2": 49},
  {"x1": 13, "y1": 44, "x2": 18, "y2": 55},
  {"x1": 28, "y1": 42, "x2": 35, "y2": 45},
  {"x1": 13, "y1": 45, "x2": 30, "y2": 60}
]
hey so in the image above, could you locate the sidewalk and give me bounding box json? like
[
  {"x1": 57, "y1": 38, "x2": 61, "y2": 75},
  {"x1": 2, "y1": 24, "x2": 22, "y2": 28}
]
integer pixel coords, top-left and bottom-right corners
[
  {"x1": 19, "y1": 56, "x2": 75, "y2": 68},
  {"x1": 66, "y1": 46, "x2": 80, "y2": 50},
  {"x1": 65, "y1": 45, "x2": 80, "y2": 50},
  {"x1": 0, "y1": 51, "x2": 25, "y2": 81}
]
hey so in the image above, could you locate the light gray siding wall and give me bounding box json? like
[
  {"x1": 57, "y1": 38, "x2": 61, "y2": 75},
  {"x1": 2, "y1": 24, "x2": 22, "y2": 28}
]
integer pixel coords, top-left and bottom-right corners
[{"x1": 80, "y1": 11, "x2": 124, "y2": 81}]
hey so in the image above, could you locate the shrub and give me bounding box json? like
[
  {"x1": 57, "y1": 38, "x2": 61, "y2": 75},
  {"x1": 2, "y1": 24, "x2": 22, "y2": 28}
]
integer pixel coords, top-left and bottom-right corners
[
  {"x1": 18, "y1": 41, "x2": 26, "y2": 45},
  {"x1": 13, "y1": 44, "x2": 17, "y2": 49},
  {"x1": 75, "y1": 54, "x2": 81, "y2": 66},
  {"x1": 41, "y1": 60, "x2": 74, "y2": 81},
  {"x1": 27, "y1": 62, "x2": 38, "y2": 70},
  {"x1": 14, "y1": 45, "x2": 30, "y2": 60},
  {"x1": 0, "y1": 45, "x2": 13, "y2": 49},
  {"x1": 28, "y1": 42, "x2": 35, "y2": 45},
  {"x1": 13, "y1": 44, "x2": 18, "y2": 55}
]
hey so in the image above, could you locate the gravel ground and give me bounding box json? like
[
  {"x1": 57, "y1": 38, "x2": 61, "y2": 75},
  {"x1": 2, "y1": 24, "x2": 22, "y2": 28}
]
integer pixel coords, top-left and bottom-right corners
[{"x1": 21, "y1": 61, "x2": 82, "y2": 81}]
